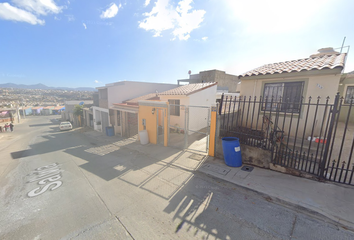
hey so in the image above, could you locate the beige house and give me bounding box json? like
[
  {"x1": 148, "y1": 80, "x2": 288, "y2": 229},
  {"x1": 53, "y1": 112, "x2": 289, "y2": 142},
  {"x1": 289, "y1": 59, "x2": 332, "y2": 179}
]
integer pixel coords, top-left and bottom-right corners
[
  {"x1": 238, "y1": 48, "x2": 347, "y2": 136},
  {"x1": 338, "y1": 70, "x2": 354, "y2": 122}
]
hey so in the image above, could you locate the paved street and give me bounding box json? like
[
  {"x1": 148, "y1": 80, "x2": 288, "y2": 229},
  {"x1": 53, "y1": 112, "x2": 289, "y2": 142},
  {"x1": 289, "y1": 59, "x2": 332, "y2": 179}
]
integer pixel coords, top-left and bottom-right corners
[{"x1": 1, "y1": 116, "x2": 354, "y2": 240}]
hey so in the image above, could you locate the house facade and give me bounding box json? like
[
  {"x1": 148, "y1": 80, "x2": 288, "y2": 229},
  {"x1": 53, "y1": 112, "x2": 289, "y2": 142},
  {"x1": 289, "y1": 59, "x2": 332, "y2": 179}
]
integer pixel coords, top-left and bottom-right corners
[
  {"x1": 239, "y1": 48, "x2": 346, "y2": 136},
  {"x1": 338, "y1": 70, "x2": 354, "y2": 122},
  {"x1": 93, "y1": 81, "x2": 177, "y2": 133},
  {"x1": 158, "y1": 82, "x2": 217, "y2": 133}
]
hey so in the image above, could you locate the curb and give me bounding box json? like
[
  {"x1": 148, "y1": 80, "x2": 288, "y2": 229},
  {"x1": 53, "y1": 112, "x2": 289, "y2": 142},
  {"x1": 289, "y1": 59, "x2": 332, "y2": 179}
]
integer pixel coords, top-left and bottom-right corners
[{"x1": 197, "y1": 170, "x2": 354, "y2": 232}]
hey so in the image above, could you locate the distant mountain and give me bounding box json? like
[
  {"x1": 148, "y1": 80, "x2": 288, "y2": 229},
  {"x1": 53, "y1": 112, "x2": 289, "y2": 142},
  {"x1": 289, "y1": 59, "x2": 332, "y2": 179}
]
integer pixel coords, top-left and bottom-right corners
[{"x1": 0, "y1": 83, "x2": 96, "y2": 91}]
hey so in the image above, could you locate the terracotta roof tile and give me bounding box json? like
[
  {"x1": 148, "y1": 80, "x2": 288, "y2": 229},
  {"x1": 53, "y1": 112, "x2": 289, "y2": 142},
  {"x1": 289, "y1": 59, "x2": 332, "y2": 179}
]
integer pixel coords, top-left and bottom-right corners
[
  {"x1": 241, "y1": 53, "x2": 346, "y2": 77},
  {"x1": 159, "y1": 82, "x2": 217, "y2": 96}
]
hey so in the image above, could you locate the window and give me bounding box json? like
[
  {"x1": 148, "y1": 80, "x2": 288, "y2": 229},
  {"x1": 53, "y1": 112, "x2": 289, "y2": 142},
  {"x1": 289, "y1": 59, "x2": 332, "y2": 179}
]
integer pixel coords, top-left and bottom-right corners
[
  {"x1": 345, "y1": 86, "x2": 354, "y2": 104},
  {"x1": 262, "y1": 81, "x2": 304, "y2": 113},
  {"x1": 168, "y1": 99, "x2": 180, "y2": 116}
]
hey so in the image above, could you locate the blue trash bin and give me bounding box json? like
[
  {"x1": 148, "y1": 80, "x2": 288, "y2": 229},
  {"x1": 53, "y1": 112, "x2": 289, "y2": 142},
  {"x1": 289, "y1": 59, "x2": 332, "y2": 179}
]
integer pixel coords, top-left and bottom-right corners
[
  {"x1": 222, "y1": 137, "x2": 242, "y2": 167},
  {"x1": 106, "y1": 126, "x2": 114, "y2": 136}
]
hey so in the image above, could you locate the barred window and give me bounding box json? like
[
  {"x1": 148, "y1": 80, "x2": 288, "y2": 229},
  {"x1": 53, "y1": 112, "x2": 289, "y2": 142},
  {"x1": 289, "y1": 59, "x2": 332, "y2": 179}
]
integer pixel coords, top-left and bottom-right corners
[
  {"x1": 262, "y1": 81, "x2": 304, "y2": 113},
  {"x1": 345, "y1": 86, "x2": 354, "y2": 104},
  {"x1": 168, "y1": 99, "x2": 180, "y2": 116}
]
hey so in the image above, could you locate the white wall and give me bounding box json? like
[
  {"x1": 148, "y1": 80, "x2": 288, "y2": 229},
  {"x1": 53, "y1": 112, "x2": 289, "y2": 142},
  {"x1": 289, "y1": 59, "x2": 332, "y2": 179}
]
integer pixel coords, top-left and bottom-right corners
[
  {"x1": 107, "y1": 81, "x2": 177, "y2": 107},
  {"x1": 188, "y1": 85, "x2": 217, "y2": 132},
  {"x1": 92, "y1": 106, "x2": 109, "y2": 132}
]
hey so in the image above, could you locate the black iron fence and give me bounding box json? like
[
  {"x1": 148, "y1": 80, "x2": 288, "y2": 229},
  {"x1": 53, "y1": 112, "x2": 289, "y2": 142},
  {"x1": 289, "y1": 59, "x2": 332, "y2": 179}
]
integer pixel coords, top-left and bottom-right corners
[{"x1": 219, "y1": 93, "x2": 354, "y2": 186}]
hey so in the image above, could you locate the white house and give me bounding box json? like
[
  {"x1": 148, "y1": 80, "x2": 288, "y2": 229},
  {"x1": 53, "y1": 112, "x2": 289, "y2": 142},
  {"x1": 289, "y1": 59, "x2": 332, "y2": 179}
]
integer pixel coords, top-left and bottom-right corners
[
  {"x1": 94, "y1": 81, "x2": 177, "y2": 133},
  {"x1": 158, "y1": 82, "x2": 217, "y2": 133}
]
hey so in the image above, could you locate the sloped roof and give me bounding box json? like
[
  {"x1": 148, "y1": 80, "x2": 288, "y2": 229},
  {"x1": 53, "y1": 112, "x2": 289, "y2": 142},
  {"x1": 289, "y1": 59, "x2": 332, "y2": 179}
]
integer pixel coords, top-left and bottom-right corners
[
  {"x1": 241, "y1": 53, "x2": 346, "y2": 77},
  {"x1": 124, "y1": 93, "x2": 159, "y2": 105},
  {"x1": 54, "y1": 106, "x2": 65, "y2": 110},
  {"x1": 159, "y1": 82, "x2": 217, "y2": 96},
  {"x1": 43, "y1": 106, "x2": 55, "y2": 109},
  {"x1": 32, "y1": 106, "x2": 43, "y2": 110}
]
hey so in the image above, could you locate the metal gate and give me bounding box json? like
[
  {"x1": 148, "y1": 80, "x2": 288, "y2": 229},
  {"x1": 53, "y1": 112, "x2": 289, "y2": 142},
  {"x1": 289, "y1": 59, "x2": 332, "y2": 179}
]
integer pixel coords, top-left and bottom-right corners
[
  {"x1": 168, "y1": 104, "x2": 210, "y2": 153},
  {"x1": 219, "y1": 93, "x2": 354, "y2": 185}
]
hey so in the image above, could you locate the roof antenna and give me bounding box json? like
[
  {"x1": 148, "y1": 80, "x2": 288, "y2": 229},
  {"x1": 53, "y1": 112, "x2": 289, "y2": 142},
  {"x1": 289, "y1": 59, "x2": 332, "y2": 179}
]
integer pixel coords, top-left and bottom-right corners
[{"x1": 340, "y1": 36, "x2": 346, "y2": 53}]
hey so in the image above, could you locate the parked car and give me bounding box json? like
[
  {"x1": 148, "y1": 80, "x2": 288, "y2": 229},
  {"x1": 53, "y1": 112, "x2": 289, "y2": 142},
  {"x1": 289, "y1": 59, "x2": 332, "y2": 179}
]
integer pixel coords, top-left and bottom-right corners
[{"x1": 59, "y1": 122, "x2": 72, "y2": 131}]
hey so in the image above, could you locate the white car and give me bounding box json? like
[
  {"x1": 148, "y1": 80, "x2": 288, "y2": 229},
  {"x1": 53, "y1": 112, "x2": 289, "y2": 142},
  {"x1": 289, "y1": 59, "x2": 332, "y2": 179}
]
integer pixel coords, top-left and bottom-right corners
[{"x1": 59, "y1": 122, "x2": 72, "y2": 131}]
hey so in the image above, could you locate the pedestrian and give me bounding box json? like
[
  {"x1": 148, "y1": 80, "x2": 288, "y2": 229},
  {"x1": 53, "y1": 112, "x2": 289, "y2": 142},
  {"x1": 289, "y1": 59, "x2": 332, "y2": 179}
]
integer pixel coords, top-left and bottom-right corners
[
  {"x1": 4, "y1": 123, "x2": 8, "y2": 132},
  {"x1": 0, "y1": 126, "x2": 2, "y2": 132},
  {"x1": 9, "y1": 122, "x2": 14, "y2": 132}
]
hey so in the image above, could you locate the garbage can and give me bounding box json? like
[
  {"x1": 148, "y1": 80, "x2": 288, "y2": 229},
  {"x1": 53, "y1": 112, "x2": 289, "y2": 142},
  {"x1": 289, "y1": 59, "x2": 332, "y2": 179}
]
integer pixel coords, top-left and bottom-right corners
[
  {"x1": 222, "y1": 137, "x2": 242, "y2": 167},
  {"x1": 106, "y1": 126, "x2": 114, "y2": 136},
  {"x1": 139, "y1": 130, "x2": 149, "y2": 145}
]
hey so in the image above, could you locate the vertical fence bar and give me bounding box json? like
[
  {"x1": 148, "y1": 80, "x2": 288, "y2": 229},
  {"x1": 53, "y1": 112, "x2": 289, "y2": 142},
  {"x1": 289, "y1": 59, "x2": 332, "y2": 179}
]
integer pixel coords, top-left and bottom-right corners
[
  {"x1": 299, "y1": 97, "x2": 311, "y2": 171},
  {"x1": 328, "y1": 96, "x2": 343, "y2": 179},
  {"x1": 285, "y1": 99, "x2": 295, "y2": 167},
  {"x1": 222, "y1": 96, "x2": 228, "y2": 130},
  {"x1": 291, "y1": 96, "x2": 304, "y2": 169},
  {"x1": 313, "y1": 97, "x2": 329, "y2": 174},
  {"x1": 334, "y1": 99, "x2": 353, "y2": 182},
  {"x1": 320, "y1": 93, "x2": 340, "y2": 179},
  {"x1": 231, "y1": 96, "x2": 237, "y2": 130},
  {"x1": 235, "y1": 96, "x2": 242, "y2": 130},
  {"x1": 305, "y1": 97, "x2": 320, "y2": 172},
  {"x1": 226, "y1": 96, "x2": 232, "y2": 131},
  {"x1": 344, "y1": 103, "x2": 354, "y2": 183},
  {"x1": 266, "y1": 96, "x2": 274, "y2": 151},
  {"x1": 250, "y1": 96, "x2": 257, "y2": 146},
  {"x1": 219, "y1": 93, "x2": 224, "y2": 115},
  {"x1": 245, "y1": 96, "x2": 251, "y2": 128},
  {"x1": 240, "y1": 96, "x2": 246, "y2": 129}
]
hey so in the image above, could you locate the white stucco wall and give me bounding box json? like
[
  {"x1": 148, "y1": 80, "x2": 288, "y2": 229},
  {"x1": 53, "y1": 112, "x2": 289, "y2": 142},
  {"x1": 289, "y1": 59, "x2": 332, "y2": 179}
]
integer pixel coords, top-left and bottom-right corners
[
  {"x1": 188, "y1": 85, "x2": 217, "y2": 132},
  {"x1": 92, "y1": 106, "x2": 109, "y2": 132},
  {"x1": 106, "y1": 81, "x2": 177, "y2": 107}
]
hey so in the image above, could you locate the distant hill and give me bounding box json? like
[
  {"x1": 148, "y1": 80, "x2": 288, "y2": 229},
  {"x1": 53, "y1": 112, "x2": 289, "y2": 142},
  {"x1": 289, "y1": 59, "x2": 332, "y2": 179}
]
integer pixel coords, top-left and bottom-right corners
[{"x1": 0, "y1": 83, "x2": 96, "y2": 91}]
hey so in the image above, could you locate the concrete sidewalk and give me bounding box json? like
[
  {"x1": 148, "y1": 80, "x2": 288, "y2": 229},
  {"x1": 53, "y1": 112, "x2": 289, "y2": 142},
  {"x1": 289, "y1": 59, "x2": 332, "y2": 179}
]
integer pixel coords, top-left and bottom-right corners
[
  {"x1": 198, "y1": 156, "x2": 354, "y2": 231},
  {"x1": 82, "y1": 128, "x2": 354, "y2": 231}
]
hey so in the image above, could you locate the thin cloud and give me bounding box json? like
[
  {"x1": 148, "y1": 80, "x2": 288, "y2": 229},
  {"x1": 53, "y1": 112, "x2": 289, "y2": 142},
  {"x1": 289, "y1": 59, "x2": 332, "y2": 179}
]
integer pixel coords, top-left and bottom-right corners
[
  {"x1": 0, "y1": 2, "x2": 44, "y2": 25},
  {"x1": 12, "y1": 0, "x2": 63, "y2": 16},
  {"x1": 144, "y1": 0, "x2": 151, "y2": 6},
  {"x1": 202, "y1": 36, "x2": 208, "y2": 41},
  {"x1": 94, "y1": 80, "x2": 100, "y2": 84},
  {"x1": 83, "y1": 23, "x2": 87, "y2": 29},
  {"x1": 100, "y1": 3, "x2": 119, "y2": 19},
  {"x1": 139, "y1": 0, "x2": 206, "y2": 40}
]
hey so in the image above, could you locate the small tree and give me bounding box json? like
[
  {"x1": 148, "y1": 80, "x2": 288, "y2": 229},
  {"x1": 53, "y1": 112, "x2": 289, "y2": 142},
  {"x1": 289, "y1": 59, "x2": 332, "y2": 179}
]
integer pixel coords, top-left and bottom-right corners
[{"x1": 73, "y1": 104, "x2": 84, "y2": 126}]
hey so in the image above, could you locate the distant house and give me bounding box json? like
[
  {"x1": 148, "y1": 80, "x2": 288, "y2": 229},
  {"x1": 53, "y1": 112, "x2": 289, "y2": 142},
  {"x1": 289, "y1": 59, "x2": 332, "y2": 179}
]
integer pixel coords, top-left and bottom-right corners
[
  {"x1": 158, "y1": 82, "x2": 217, "y2": 133},
  {"x1": 52, "y1": 106, "x2": 65, "y2": 115},
  {"x1": 111, "y1": 93, "x2": 160, "y2": 137},
  {"x1": 0, "y1": 108, "x2": 16, "y2": 123},
  {"x1": 32, "y1": 106, "x2": 44, "y2": 116},
  {"x1": 42, "y1": 106, "x2": 55, "y2": 115},
  {"x1": 19, "y1": 107, "x2": 32, "y2": 116},
  {"x1": 63, "y1": 101, "x2": 93, "y2": 126},
  {"x1": 93, "y1": 81, "x2": 177, "y2": 133}
]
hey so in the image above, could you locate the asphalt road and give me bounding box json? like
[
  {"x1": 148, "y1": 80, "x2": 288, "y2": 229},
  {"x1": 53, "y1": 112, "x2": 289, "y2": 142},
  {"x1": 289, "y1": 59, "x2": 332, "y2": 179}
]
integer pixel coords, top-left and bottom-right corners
[{"x1": 0, "y1": 116, "x2": 354, "y2": 240}]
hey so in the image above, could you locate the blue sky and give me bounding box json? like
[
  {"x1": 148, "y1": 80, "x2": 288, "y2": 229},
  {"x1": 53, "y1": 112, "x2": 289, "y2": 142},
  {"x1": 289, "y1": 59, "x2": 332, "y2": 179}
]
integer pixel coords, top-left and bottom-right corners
[{"x1": 0, "y1": 0, "x2": 353, "y2": 88}]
